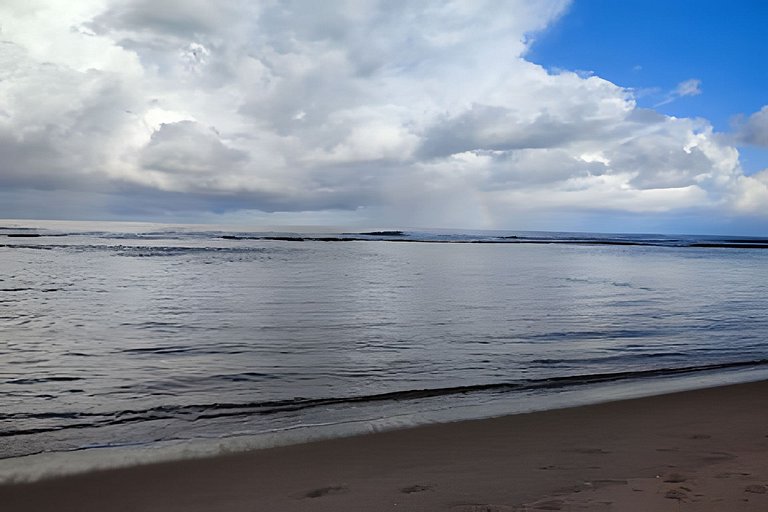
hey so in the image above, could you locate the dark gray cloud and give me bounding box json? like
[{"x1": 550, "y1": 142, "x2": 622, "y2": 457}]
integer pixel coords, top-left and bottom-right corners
[
  {"x1": 88, "y1": 0, "x2": 247, "y2": 39},
  {"x1": 611, "y1": 135, "x2": 715, "y2": 189},
  {"x1": 418, "y1": 105, "x2": 609, "y2": 158},
  {"x1": 735, "y1": 106, "x2": 768, "y2": 147},
  {"x1": 0, "y1": 41, "x2": 137, "y2": 190},
  {"x1": 141, "y1": 121, "x2": 248, "y2": 176}
]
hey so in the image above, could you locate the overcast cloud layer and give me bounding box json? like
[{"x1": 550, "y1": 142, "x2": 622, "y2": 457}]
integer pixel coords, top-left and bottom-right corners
[{"x1": 0, "y1": 0, "x2": 766, "y2": 230}]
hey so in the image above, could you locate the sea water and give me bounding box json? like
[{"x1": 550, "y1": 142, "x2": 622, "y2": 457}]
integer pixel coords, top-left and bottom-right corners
[{"x1": 2, "y1": 220, "x2": 768, "y2": 480}]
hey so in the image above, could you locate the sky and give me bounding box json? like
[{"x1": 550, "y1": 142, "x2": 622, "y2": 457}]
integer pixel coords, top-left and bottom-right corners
[{"x1": 0, "y1": 0, "x2": 766, "y2": 234}]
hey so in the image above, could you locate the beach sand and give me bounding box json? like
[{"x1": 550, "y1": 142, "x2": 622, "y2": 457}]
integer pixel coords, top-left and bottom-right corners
[{"x1": 3, "y1": 380, "x2": 768, "y2": 511}]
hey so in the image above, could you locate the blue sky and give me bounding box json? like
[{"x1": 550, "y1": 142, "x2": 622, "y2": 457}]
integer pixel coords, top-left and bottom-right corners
[
  {"x1": 529, "y1": 0, "x2": 768, "y2": 174},
  {"x1": 0, "y1": 0, "x2": 766, "y2": 234}
]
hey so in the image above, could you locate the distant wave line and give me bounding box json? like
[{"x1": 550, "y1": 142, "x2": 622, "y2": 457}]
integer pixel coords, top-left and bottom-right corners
[{"x1": 221, "y1": 235, "x2": 768, "y2": 249}]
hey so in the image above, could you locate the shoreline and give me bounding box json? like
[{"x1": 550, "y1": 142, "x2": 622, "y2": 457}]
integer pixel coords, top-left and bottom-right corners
[
  {"x1": 3, "y1": 365, "x2": 768, "y2": 485},
  {"x1": 3, "y1": 380, "x2": 768, "y2": 511}
]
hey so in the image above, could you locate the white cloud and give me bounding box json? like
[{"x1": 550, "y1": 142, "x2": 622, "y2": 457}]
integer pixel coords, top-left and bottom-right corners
[
  {"x1": 0, "y1": 1, "x2": 763, "y2": 229},
  {"x1": 655, "y1": 78, "x2": 702, "y2": 107},
  {"x1": 0, "y1": 0, "x2": 140, "y2": 73},
  {"x1": 675, "y1": 78, "x2": 703, "y2": 97}
]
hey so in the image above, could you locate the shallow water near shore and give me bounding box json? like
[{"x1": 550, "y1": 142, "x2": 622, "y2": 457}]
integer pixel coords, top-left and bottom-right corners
[{"x1": 2, "y1": 220, "x2": 768, "y2": 479}]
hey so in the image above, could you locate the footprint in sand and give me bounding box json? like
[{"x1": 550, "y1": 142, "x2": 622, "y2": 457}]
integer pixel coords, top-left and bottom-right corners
[
  {"x1": 589, "y1": 479, "x2": 629, "y2": 488},
  {"x1": 303, "y1": 485, "x2": 349, "y2": 499},
  {"x1": 715, "y1": 471, "x2": 751, "y2": 479},
  {"x1": 529, "y1": 498, "x2": 566, "y2": 510},
  {"x1": 450, "y1": 505, "x2": 516, "y2": 512},
  {"x1": 664, "y1": 489, "x2": 688, "y2": 501},
  {"x1": 571, "y1": 448, "x2": 611, "y2": 455},
  {"x1": 701, "y1": 451, "x2": 737, "y2": 463},
  {"x1": 400, "y1": 484, "x2": 433, "y2": 494}
]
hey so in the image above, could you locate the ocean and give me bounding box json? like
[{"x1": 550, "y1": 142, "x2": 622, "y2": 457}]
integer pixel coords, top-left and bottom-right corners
[{"x1": 2, "y1": 220, "x2": 768, "y2": 480}]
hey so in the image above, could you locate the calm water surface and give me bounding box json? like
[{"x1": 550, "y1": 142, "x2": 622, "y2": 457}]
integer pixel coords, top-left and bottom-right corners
[{"x1": 2, "y1": 221, "x2": 768, "y2": 475}]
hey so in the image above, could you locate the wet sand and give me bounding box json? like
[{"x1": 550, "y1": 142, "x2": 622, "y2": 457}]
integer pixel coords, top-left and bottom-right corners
[{"x1": 3, "y1": 380, "x2": 768, "y2": 511}]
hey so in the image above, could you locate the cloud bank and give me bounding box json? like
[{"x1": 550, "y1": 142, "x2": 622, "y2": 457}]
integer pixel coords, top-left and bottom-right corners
[{"x1": 0, "y1": 0, "x2": 765, "y2": 230}]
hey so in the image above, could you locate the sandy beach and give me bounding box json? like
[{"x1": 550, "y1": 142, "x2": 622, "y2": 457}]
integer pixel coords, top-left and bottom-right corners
[{"x1": 3, "y1": 379, "x2": 768, "y2": 511}]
